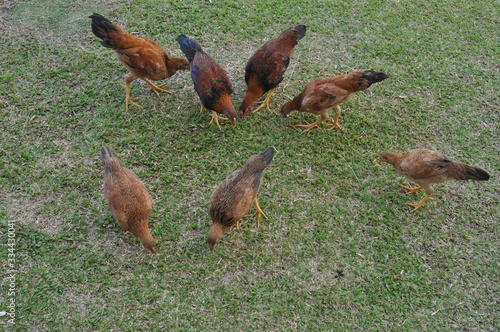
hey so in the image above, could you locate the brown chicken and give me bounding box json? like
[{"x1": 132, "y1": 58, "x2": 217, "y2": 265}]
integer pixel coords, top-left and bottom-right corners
[
  {"x1": 101, "y1": 147, "x2": 156, "y2": 253},
  {"x1": 239, "y1": 25, "x2": 306, "y2": 118},
  {"x1": 378, "y1": 149, "x2": 490, "y2": 212},
  {"x1": 89, "y1": 13, "x2": 189, "y2": 112},
  {"x1": 280, "y1": 70, "x2": 388, "y2": 132},
  {"x1": 176, "y1": 34, "x2": 236, "y2": 128},
  {"x1": 208, "y1": 147, "x2": 275, "y2": 249}
]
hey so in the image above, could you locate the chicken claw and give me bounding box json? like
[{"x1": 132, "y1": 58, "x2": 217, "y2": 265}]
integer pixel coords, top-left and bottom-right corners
[
  {"x1": 125, "y1": 83, "x2": 143, "y2": 111},
  {"x1": 253, "y1": 89, "x2": 275, "y2": 113},
  {"x1": 405, "y1": 194, "x2": 432, "y2": 213},
  {"x1": 251, "y1": 199, "x2": 269, "y2": 226},
  {"x1": 209, "y1": 111, "x2": 229, "y2": 129},
  {"x1": 399, "y1": 183, "x2": 423, "y2": 195},
  {"x1": 295, "y1": 119, "x2": 325, "y2": 132},
  {"x1": 145, "y1": 80, "x2": 172, "y2": 95}
]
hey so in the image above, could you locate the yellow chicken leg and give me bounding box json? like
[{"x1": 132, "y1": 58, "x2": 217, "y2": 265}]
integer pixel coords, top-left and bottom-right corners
[
  {"x1": 253, "y1": 89, "x2": 275, "y2": 113},
  {"x1": 125, "y1": 83, "x2": 143, "y2": 112},
  {"x1": 295, "y1": 119, "x2": 326, "y2": 132},
  {"x1": 399, "y1": 183, "x2": 423, "y2": 195},
  {"x1": 143, "y1": 78, "x2": 172, "y2": 96},
  {"x1": 251, "y1": 199, "x2": 269, "y2": 226},
  {"x1": 209, "y1": 111, "x2": 229, "y2": 129},
  {"x1": 295, "y1": 112, "x2": 329, "y2": 132},
  {"x1": 326, "y1": 106, "x2": 344, "y2": 132},
  {"x1": 405, "y1": 194, "x2": 432, "y2": 213}
]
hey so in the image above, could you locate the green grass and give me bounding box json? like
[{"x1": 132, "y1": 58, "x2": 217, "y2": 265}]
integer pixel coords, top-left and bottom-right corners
[{"x1": 1, "y1": 0, "x2": 498, "y2": 330}]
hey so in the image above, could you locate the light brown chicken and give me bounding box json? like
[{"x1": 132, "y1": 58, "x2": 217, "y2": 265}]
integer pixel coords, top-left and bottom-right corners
[
  {"x1": 280, "y1": 70, "x2": 388, "y2": 132},
  {"x1": 101, "y1": 147, "x2": 156, "y2": 253},
  {"x1": 208, "y1": 147, "x2": 275, "y2": 249},
  {"x1": 89, "y1": 13, "x2": 189, "y2": 112},
  {"x1": 378, "y1": 149, "x2": 490, "y2": 212}
]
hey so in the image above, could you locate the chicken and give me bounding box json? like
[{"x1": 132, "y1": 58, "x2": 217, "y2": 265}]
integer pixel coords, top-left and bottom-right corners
[
  {"x1": 378, "y1": 149, "x2": 490, "y2": 212},
  {"x1": 280, "y1": 70, "x2": 389, "y2": 132},
  {"x1": 239, "y1": 25, "x2": 306, "y2": 118},
  {"x1": 89, "y1": 13, "x2": 189, "y2": 112},
  {"x1": 101, "y1": 147, "x2": 156, "y2": 253},
  {"x1": 208, "y1": 147, "x2": 275, "y2": 249},
  {"x1": 176, "y1": 34, "x2": 236, "y2": 128},
  {"x1": 280, "y1": 71, "x2": 388, "y2": 132}
]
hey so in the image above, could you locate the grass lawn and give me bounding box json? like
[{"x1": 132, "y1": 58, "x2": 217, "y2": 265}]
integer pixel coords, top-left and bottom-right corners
[{"x1": 1, "y1": 0, "x2": 498, "y2": 330}]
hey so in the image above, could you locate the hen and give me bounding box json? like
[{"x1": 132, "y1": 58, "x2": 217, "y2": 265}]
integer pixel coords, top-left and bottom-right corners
[
  {"x1": 101, "y1": 147, "x2": 156, "y2": 253},
  {"x1": 239, "y1": 25, "x2": 306, "y2": 118},
  {"x1": 378, "y1": 149, "x2": 490, "y2": 212},
  {"x1": 280, "y1": 70, "x2": 388, "y2": 132},
  {"x1": 176, "y1": 34, "x2": 236, "y2": 128},
  {"x1": 89, "y1": 13, "x2": 189, "y2": 112},
  {"x1": 208, "y1": 147, "x2": 275, "y2": 249}
]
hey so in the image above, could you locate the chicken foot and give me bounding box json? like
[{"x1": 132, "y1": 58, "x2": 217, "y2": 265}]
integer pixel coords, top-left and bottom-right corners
[
  {"x1": 143, "y1": 78, "x2": 172, "y2": 95},
  {"x1": 405, "y1": 194, "x2": 432, "y2": 213},
  {"x1": 251, "y1": 199, "x2": 268, "y2": 226},
  {"x1": 253, "y1": 89, "x2": 274, "y2": 113},
  {"x1": 209, "y1": 110, "x2": 229, "y2": 129},
  {"x1": 125, "y1": 83, "x2": 143, "y2": 112},
  {"x1": 399, "y1": 183, "x2": 423, "y2": 195}
]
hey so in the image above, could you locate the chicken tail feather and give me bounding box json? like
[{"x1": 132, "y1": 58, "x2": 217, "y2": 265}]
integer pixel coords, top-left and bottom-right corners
[
  {"x1": 89, "y1": 13, "x2": 120, "y2": 49},
  {"x1": 293, "y1": 25, "x2": 307, "y2": 41},
  {"x1": 260, "y1": 147, "x2": 276, "y2": 166},
  {"x1": 176, "y1": 34, "x2": 202, "y2": 63},
  {"x1": 454, "y1": 163, "x2": 490, "y2": 181}
]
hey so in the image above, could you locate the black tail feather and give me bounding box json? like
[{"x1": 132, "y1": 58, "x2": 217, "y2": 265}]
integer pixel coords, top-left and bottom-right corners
[
  {"x1": 362, "y1": 70, "x2": 389, "y2": 83},
  {"x1": 293, "y1": 25, "x2": 307, "y2": 41},
  {"x1": 89, "y1": 13, "x2": 116, "y2": 48},
  {"x1": 260, "y1": 147, "x2": 275, "y2": 166},
  {"x1": 176, "y1": 34, "x2": 202, "y2": 63}
]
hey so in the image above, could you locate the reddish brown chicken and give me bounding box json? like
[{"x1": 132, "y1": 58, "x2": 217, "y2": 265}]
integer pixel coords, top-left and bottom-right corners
[
  {"x1": 89, "y1": 13, "x2": 189, "y2": 112},
  {"x1": 176, "y1": 34, "x2": 236, "y2": 128},
  {"x1": 208, "y1": 147, "x2": 275, "y2": 249},
  {"x1": 280, "y1": 70, "x2": 388, "y2": 132},
  {"x1": 378, "y1": 149, "x2": 490, "y2": 212},
  {"x1": 101, "y1": 147, "x2": 156, "y2": 253},
  {"x1": 239, "y1": 25, "x2": 306, "y2": 118}
]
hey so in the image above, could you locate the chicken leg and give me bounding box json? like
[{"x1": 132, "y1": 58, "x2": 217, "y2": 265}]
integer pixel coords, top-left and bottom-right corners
[
  {"x1": 405, "y1": 194, "x2": 432, "y2": 213},
  {"x1": 125, "y1": 83, "x2": 143, "y2": 112},
  {"x1": 209, "y1": 110, "x2": 229, "y2": 129},
  {"x1": 253, "y1": 89, "x2": 275, "y2": 113},
  {"x1": 251, "y1": 199, "x2": 268, "y2": 226},
  {"x1": 326, "y1": 106, "x2": 344, "y2": 132},
  {"x1": 399, "y1": 183, "x2": 423, "y2": 195},
  {"x1": 143, "y1": 78, "x2": 172, "y2": 95}
]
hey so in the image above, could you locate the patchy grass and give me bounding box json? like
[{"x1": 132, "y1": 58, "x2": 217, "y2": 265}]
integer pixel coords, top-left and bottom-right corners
[{"x1": 0, "y1": 0, "x2": 498, "y2": 330}]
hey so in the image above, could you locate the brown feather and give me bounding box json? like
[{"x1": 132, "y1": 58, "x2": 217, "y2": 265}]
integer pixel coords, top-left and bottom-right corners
[{"x1": 101, "y1": 147, "x2": 156, "y2": 253}]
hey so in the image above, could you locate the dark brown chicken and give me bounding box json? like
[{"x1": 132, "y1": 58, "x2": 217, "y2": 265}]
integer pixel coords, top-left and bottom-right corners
[
  {"x1": 239, "y1": 25, "x2": 306, "y2": 118},
  {"x1": 208, "y1": 147, "x2": 275, "y2": 249},
  {"x1": 280, "y1": 70, "x2": 388, "y2": 132},
  {"x1": 101, "y1": 147, "x2": 156, "y2": 253},
  {"x1": 378, "y1": 149, "x2": 490, "y2": 212},
  {"x1": 176, "y1": 34, "x2": 236, "y2": 128},
  {"x1": 89, "y1": 13, "x2": 189, "y2": 112}
]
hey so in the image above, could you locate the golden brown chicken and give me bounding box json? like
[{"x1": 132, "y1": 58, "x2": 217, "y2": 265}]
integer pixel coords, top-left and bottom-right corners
[
  {"x1": 378, "y1": 149, "x2": 490, "y2": 212},
  {"x1": 176, "y1": 34, "x2": 236, "y2": 128},
  {"x1": 280, "y1": 70, "x2": 388, "y2": 132},
  {"x1": 101, "y1": 147, "x2": 156, "y2": 253},
  {"x1": 208, "y1": 147, "x2": 275, "y2": 249},
  {"x1": 89, "y1": 13, "x2": 189, "y2": 112},
  {"x1": 239, "y1": 25, "x2": 306, "y2": 118}
]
